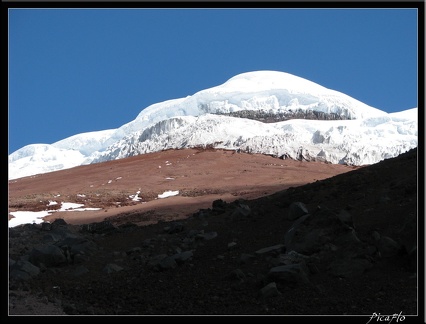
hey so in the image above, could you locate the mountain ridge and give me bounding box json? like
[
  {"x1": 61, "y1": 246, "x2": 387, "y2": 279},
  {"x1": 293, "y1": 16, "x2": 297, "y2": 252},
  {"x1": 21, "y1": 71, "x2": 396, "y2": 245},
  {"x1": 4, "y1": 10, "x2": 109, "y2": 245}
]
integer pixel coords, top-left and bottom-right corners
[{"x1": 9, "y1": 71, "x2": 417, "y2": 180}]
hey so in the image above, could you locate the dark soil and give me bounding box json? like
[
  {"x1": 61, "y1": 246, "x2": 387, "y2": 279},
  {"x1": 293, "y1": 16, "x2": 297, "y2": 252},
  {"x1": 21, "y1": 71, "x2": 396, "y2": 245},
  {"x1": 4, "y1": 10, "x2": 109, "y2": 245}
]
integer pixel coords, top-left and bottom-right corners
[{"x1": 7, "y1": 148, "x2": 422, "y2": 322}]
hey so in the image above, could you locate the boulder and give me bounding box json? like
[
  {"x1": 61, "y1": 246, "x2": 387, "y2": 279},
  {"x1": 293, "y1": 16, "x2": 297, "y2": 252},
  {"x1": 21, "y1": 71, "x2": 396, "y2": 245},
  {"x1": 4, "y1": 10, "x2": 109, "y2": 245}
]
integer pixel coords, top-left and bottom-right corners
[
  {"x1": 148, "y1": 254, "x2": 168, "y2": 269},
  {"x1": 196, "y1": 231, "x2": 217, "y2": 241},
  {"x1": 284, "y1": 207, "x2": 360, "y2": 255},
  {"x1": 255, "y1": 244, "x2": 284, "y2": 256},
  {"x1": 228, "y1": 269, "x2": 246, "y2": 281},
  {"x1": 10, "y1": 260, "x2": 40, "y2": 281},
  {"x1": 268, "y1": 263, "x2": 310, "y2": 286},
  {"x1": 29, "y1": 244, "x2": 68, "y2": 267},
  {"x1": 56, "y1": 236, "x2": 97, "y2": 256},
  {"x1": 164, "y1": 222, "x2": 184, "y2": 234},
  {"x1": 288, "y1": 202, "x2": 309, "y2": 221},
  {"x1": 231, "y1": 203, "x2": 251, "y2": 220},
  {"x1": 259, "y1": 282, "x2": 281, "y2": 300},
  {"x1": 212, "y1": 199, "x2": 227, "y2": 213},
  {"x1": 172, "y1": 251, "x2": 193, "y2": 264},
  {"x1": 328, "y1": 258, "x2": 372, "y2": 278},
  {"x1": 51, "y1": 218, "x2": 67, "y2": 229},
  {"x1": 102, "y1": 263, "x2": 123, "y2": 274},
  {"x1": 80, "y1": 221, "x2": 117, "y2": 235},
  {"x1": 276, "y1": 250, "x2": 310, "y2": 266},
  {"x1": 41, "y1": 222, "x2": 52, "y2": 231},
  {"x1": 158, "y1": 256, "x2": 178, "y2": 270}
]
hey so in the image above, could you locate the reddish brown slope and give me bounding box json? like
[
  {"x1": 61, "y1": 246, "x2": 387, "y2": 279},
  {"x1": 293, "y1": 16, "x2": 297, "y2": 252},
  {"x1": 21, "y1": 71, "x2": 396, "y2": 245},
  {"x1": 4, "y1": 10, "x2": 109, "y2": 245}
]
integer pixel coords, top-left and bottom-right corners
[{"x1": 8, "y1": 148, "x2": 358, "y2": 226}]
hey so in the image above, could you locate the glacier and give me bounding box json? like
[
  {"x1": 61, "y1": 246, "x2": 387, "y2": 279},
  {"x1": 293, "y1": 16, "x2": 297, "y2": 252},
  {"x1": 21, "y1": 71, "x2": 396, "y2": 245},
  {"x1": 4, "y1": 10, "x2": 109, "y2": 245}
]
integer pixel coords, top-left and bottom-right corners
[{"x1": 8, "y1": 71, "x2": 418, "y2": 180}]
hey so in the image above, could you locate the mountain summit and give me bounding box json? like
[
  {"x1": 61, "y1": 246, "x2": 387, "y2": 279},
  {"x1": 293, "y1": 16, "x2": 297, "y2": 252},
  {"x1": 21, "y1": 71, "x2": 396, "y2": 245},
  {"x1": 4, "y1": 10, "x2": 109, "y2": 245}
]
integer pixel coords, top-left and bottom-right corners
[{"x1": 9, "y1": 71, "x2": 417, "y2": 180}]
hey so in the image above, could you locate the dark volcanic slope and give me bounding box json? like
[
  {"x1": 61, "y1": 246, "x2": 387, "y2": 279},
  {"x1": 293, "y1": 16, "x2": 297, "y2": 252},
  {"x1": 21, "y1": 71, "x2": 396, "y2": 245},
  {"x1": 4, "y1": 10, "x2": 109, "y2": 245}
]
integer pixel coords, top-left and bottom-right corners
[{"x1": 8, "y1": 148, "x2": 421, "y2": 319}]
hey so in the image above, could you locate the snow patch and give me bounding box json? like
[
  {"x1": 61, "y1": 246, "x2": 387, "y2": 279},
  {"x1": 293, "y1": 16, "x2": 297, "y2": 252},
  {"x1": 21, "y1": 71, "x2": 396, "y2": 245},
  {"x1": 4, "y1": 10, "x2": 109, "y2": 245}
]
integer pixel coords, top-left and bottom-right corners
[
  {"x1": 129, "y1": 190, "x2": 143, "y2": 202},
  {"x1": 158, "y1": 190, "x2": 179, "y2": 199},
  {"x1": 9, "y1": 202, "x2": 102, "y2": 228}
]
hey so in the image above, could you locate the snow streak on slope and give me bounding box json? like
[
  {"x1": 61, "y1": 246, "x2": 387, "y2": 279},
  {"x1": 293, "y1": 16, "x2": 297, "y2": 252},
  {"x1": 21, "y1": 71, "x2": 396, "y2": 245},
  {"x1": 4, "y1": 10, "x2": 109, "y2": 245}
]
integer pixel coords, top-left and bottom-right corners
[
  {"x1": 92, "y1": 112, "x2": 417, "y2": 166},
  {"x1": 8, "y1": 71, "x2": 417, "y2": 180}
]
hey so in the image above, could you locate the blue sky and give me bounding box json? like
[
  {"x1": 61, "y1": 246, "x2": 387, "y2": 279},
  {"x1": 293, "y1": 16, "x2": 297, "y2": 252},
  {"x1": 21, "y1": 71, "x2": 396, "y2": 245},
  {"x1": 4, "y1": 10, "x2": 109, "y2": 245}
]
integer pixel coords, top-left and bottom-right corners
[{"x1": 8, "y1": 8, "x2": 419, "y2": 154}]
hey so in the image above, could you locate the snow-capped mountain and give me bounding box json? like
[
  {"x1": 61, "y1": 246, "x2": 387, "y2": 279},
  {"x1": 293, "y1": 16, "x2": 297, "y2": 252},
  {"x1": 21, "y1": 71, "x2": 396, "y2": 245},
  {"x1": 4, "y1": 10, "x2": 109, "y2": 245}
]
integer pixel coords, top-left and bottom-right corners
[{"x1": 8, "y1": 71, "x2": 418, "y2": 180}]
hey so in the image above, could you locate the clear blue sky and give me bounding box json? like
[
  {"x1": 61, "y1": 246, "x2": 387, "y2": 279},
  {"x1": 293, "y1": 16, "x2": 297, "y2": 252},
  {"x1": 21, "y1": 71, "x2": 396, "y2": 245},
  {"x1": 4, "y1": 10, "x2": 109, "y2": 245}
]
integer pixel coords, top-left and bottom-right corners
[{"x1": 8, "y1": 8, "x2": 419, "y2": 154}]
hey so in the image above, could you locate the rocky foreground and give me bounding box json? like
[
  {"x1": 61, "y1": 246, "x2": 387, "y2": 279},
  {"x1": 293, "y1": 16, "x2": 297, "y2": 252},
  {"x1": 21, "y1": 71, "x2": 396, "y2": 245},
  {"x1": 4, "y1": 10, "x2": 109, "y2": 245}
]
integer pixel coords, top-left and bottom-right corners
[{"x1": 8, "y1": 148, "x2": 419, "y2": 318}]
